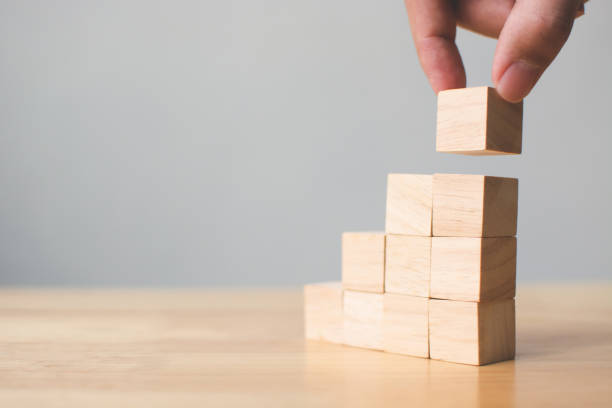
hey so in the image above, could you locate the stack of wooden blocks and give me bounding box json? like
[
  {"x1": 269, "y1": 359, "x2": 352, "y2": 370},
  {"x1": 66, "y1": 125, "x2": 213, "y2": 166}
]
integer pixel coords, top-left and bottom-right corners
[{"x1": 305, "y1": 86, "x2": 522, "y2": 366}]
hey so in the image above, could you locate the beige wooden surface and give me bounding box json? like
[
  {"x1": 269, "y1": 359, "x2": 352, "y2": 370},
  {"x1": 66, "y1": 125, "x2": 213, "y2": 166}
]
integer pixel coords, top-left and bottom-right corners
[{"x1": 0, "y1": 283, "x2": 611, "y2": 407}]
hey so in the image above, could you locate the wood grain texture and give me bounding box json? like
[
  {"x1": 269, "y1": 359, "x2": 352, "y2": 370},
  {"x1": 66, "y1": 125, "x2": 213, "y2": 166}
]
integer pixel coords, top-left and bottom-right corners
[
  {"x1": 384, "y1": 235, "x2": 431, "y2": 298},
  {"x1": 432, "y1": 174, "x2": 518, "y2": 237},
  {"x1": 304, "y1": 282, "x2": 343, "y2": 344},
  {"x1": 436, "y1": 86, "x2": 522, "y2": 155},
  {"x1": 429, "y1": 298, "x2": 515, "y2": 366},
  {"x1": 341, "y1": 232, "x2": 385, "y2": 293},
  {"x1": 343, "y1": 290, "x2": 384, "y2": 350},
  {"x1": 383, "y1": 294, "x2": 429, "y2": 358},
  {"x1": 430, "y1": 237, "x2": 516, "y2": 302},
  {"x1": 0, "y1": 284, "x2": 611, "y2": 407},
  {"x1": 385, "y1": 174, "x2": 432, "y2": 236}
]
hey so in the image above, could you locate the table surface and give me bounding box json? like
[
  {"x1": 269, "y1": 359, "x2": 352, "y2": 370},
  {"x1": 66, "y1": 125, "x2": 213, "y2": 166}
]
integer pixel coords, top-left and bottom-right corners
[{"x1": 0, "y1": 283, "x2": 611, "y2": 407}]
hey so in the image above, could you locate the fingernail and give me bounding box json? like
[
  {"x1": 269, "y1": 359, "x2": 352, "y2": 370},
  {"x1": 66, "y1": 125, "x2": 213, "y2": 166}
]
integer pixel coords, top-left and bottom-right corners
[{"x1": 496, "y1": 60, "x2": 541, "y2": 102}]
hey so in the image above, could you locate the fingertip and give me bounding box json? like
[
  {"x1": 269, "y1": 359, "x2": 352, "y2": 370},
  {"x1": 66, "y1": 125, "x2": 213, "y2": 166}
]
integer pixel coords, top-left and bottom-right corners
[{"x1": 495, "y1": 60, "x2": 541, "y2": 102}]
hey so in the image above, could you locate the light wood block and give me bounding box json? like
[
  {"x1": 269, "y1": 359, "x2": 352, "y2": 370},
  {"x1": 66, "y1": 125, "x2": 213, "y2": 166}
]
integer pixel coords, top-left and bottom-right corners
[
  {"x1": 436, "y1": 86, "x2": 523, "y2": 155},
  {"x1": 304, "y1": 282, "x2": 344, "y2": 344},
  {"x1": 383, "y1": 294, "x2": 429, "y2": 358},
  {"x1": 430, "y1": 237, "x2": 516, "y2": 302},
  {"x1": 433, "y1": 174, "x2": 518, "y2": 237},
  {"x1": 385, "y1": 174, "x2": 433, "y2": 236},
  {"x1": 343, "y1": 290, "x2": 384, "y2": 350},
  {"x1": 429, "y1": 298, "x2": 515, "y2": 366},
  {"x1": 385, "y1": 235, "x2": 431, "y2": 298},
  {"x1": 342, "y1": 232, "x2": 385, "y2": 293}
]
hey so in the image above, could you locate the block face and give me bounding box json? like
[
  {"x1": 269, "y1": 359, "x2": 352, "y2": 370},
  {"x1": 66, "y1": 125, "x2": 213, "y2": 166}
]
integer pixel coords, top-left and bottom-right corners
[
  {"x1": 385, "y1": 235, "x2": 431, "y2": 298},
  {"x1": 342, "y1": 232, "x2": 385, "y2": 293},
  {"x1": 436, "y1": 87, "x2": 488, "y2": 153},
  {"x1": 479, "y1": 299, "x2": 516, "y2": 365},
  {"x1": 432, "y1": 174, "x2": 485, "y2": 237},
  {"x1": 486, "y1": 88, "x2": 523, "y2": 154},
  {"x1": 430, "y1": 237, "x2": 482, "y2": 301},
  {"x1": 481, "y1": 237, "x2": 517, "y2": 300},
  {"x1": 343, "y1": 291, "x2": 384, "y2": 350},
  {"x1": 304, "y1": 282, "x2": 343, "y2": 344},
  {"x1": 482, "y1": 176, "x2": 519, "y2": 237},
  {"x1": 385, "y1": 174, "x2": 433, "y2": 236},
  {"x1": 432, "y1": 174, "x2": 518, "y2": 237},
  {"x1": 429, "y1": 299, "x2": 516, "y2": 366},
  {"x1": 429, "y1": 299, "x2": 479, "y2": 365},
  {"x1": 430, "y1": 237, "x2": 516, "y2": 302},
  {"x1": 383, "y1": 294, "x2": 429, "y2": 358},
  {"x1": 436, "y1": 86, "x2": 522, "y2": 155}
]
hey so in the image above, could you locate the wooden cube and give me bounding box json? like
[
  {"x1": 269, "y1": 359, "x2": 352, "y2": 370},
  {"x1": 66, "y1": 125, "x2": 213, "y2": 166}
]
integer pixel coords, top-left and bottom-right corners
[
  {"x1": 385, "y1": 174, "x2": 433, "y2": 236},
  {"x1": 343, "y1": 290, "x2": 384, "y2": 350},
  {"x1": 383, "y1": 294, "x2": 429, "y2": 358},
  {"x1": 304, "y1": 282, "x2": 344, "y2": 344},
  {"x1": 433, "y1": 174, "x2": 518, "y2": 237},
  {"x1": 430, "y1": 237, "x2": 516, "y2": 302},
  {"x1": 436, "y1": 86, "x2": 523, "y2": 155},
  {"x1": 429, "y1": 298, "x2": 515, "y2": 365},
  {"x1": 342, "y1": 232, "x2": 385, "y2": 293},
  {"x1": 385, "y1": 235, "x2": 431, "y2": 298}
]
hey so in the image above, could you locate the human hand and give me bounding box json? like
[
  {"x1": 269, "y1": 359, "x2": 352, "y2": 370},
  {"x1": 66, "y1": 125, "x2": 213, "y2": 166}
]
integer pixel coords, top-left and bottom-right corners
[{"x1": 405, "y1": 0, "x2": 586, "y2": 102}]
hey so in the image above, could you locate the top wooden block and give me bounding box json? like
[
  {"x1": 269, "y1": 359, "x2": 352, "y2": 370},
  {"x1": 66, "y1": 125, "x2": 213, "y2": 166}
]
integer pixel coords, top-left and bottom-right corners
[{"x1": 436, "y1": 87, "x2": 523, "y2": 155}]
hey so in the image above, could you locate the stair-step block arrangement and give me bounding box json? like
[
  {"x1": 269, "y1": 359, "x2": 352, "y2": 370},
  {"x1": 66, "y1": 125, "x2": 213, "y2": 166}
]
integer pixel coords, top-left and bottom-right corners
[{"x1": 304, "y1": 172, "x2": 518, "y2": 366}]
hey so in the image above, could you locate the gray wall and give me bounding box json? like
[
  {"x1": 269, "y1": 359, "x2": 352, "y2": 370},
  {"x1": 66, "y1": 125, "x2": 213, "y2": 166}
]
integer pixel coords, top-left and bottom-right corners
[{"x1": 0, "y1": 1, "x2": 610, "y2": 286}]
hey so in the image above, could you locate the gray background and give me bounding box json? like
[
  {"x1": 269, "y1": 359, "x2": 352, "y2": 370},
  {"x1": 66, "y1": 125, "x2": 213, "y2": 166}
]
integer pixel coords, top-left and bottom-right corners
[{"x1": 0, "y1": 1, "x2": 610, "y2": 287}]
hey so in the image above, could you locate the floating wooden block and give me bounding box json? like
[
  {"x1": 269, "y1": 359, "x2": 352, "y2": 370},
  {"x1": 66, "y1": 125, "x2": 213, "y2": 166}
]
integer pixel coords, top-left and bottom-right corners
[
  {"x1": 429, "y1": 298, "x2": 515, "y2": 366},
  {"x1": 436, "y1": 86, "x2": 523, "y2": 155},
  {"x1": 304, "y1": 282, "x2": 344, "y2": 344},
  {"x1": 383, "y1": 294, "x2": 429, "y2": 358},
  {"x1": 433, "y1": 174, "x2": 518, "y2": 237},
  {"x1": 342, "y1": 232, "x2": 385, "y2": 293},
  {"x1": 385, "y1": 235, "x2": 431, "y2": 298},
  {"x1": 343, "y1": 290, "x2": 384, "y2": 350},
  {"x1": 385, "y1": 174, "x2": 433, "y2": 236},
  {"x1": 430, "y1": 237, "x2": 516, "y2": 302}
]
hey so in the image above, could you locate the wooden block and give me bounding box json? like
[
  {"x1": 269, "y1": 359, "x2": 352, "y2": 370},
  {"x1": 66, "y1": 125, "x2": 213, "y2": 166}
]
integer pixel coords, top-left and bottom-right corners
[
  {"x1": 343, "y1": 290, "x2": 384, "y2": 350},
  {"x1": 429, "y1": 298, "x2": 515, "y2": 365},
  {"x1": 304, "y1": 282, "x2": 344, "y2": 344},
  {"x1": 433, "y1": 174, "x2": 518, "y2": 237},
  {"x1": 383, "y1": 294, "x2": 429, "y2": 358},
  {"x1": 385, "y1": 174, "x2": 433, "y2": 236},
  {"x1": 436, "y1": 86, "x2": 523, "y2": 155},
  {"x1": 342, "y1": 232, "x2": 385, "y2": 293},
  {"x1": 385, "y1": 235, "x2": 431, "y2": 298},
  {"x1": 430, "y1": 237, "x2": 516, "y2": 302}
]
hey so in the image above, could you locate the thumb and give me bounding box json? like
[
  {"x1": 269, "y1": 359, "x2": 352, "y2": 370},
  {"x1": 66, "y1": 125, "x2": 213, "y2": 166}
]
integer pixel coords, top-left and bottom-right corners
[{"x1": 492, "y1": 0, "x2": 582, "y2": 102}]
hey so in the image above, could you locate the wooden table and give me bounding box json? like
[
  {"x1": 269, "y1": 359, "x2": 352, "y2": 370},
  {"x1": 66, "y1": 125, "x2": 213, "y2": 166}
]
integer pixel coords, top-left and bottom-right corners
[{"x1": 0, "y1": 283, "x2": 611, "y2": 407}]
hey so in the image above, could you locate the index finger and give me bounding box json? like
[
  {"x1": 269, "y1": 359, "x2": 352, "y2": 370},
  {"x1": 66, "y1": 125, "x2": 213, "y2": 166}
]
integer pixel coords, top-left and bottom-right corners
[{"x1": 405, "y1": 0, "x2": 466, "y2": 93}]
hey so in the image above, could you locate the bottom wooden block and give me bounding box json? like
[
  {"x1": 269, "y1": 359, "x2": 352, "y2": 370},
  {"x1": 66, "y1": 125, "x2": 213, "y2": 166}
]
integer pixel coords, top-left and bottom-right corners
[
  {"x1": 304, "y1": 282, "x2": 343, "y2": 344},
  {"x1": 343, "y1": 290, "x2": 384, "y2": 350},
  {"x1": 429, "y1": 298, "x2": 515, "y2": 366},
  {"x1": 383, "y1": 294, "x2": 429, "y2": 358}
]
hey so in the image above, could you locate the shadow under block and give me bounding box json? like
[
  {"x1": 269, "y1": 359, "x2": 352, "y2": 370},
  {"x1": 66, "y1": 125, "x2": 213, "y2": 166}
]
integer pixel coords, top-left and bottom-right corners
[
  {"x1": 342, "y1": 232, "x2": 385, "y2": 293},
  {"x1": 436, "y1": 86, "x2": 523, "y2": 155},
  {"x1": 385, "y1": 235, "x2": 431, "y2": 298},
  {"x1": 429, "y1": 298, "x2": 515, "y2": 366},
  {"x1": 385, "y1": 174, "x2": 433, "y2": 236},
  {"x1": 343, "y1": 290, "x2": 384, "y2": 350},
  {"x1": 383, "y1": 294, "x2": 429, "y2": 358},
  {"x1": 430, "y1": 237, "x2": 516, "y2": 302},
  {"x1": 304, "y1": 282, "x2": 344, "y2": 344},
  {"x1": 433, "y1": 174, "x2": 518, "y2": 237}
]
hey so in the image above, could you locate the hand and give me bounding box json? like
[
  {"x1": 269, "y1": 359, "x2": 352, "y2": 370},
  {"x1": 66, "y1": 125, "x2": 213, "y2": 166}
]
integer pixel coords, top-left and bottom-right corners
[{"x1": 405, "y1": 0, "x2": 585, "y2": 102}]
